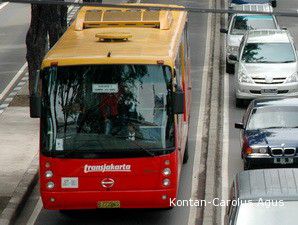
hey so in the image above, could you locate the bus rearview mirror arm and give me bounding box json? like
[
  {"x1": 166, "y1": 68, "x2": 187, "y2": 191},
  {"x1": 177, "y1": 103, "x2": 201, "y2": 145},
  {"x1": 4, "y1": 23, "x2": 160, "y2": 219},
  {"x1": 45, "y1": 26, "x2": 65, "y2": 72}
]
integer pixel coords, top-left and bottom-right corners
[
  {"x1": 30, "y1": 70, "x2": 41, "y2": 118},
  {"x1": 173, "y1": 89, "x2": 185, "y2": 114}
]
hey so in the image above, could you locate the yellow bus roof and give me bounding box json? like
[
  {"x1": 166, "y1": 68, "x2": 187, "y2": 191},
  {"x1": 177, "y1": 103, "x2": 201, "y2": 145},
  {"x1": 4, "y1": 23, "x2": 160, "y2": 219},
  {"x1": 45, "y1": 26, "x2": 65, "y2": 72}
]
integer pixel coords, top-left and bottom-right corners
[{"x1": 42, "y1": 4, "x2": 187, "y2": 68}]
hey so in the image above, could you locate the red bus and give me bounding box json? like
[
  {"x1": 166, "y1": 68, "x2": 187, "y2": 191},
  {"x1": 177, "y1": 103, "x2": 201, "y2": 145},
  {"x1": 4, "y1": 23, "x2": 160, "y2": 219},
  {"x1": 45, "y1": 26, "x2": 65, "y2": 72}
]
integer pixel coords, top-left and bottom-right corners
[{"x1": 30, "y1": 4, "x2": 191, "y2": 209}]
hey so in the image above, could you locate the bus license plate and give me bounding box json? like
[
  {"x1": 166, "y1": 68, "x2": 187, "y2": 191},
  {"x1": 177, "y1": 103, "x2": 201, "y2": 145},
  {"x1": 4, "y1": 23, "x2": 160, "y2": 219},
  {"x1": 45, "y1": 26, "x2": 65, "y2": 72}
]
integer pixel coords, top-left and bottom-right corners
[
  {"x1": 261, "y1": 89, "x2": 278, "y2": 94},
  {"x1": 274, "y1": 158, "x2": 294, "y2": 164},
  {"x1": 97, "y1": 201, "x2": 120, "y2": 208}
]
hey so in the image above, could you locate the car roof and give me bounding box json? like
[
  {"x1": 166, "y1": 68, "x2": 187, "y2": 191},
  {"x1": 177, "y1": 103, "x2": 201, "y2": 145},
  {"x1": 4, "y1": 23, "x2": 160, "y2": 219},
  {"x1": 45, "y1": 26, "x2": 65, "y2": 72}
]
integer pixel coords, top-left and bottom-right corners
[
  {"x1": 232, "y1": 3, "x2": 273, "y2": 12},
  {"x1": 246, "y1": 29, "x2": 291, "y2": 43},
  {"x1": 251, "y1": 98, "x2": 298, "y2": 108},
  {"x1": 231, "y1": 0, "x2": 271, "y2": 3},
  {"x1": 236, "y1": 169, "x2": 298, "y2": 201}
]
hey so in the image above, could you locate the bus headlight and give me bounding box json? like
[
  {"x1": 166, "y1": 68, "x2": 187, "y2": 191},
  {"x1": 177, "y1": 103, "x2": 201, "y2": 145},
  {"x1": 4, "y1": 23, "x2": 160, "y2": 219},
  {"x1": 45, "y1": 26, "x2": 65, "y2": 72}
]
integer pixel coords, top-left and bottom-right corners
[
  {"x1": 163, "y1": 178, "x2": 171, "y2": 187},
  {"x1": 45, "y1": 170, "x2": 53, "y2": 178},
  {"x1": 162, "y1": 168, "x2": 171, "y2": 176},
  {"x1": 47, "y1": 181, "x2": 55, "y2": 189}
]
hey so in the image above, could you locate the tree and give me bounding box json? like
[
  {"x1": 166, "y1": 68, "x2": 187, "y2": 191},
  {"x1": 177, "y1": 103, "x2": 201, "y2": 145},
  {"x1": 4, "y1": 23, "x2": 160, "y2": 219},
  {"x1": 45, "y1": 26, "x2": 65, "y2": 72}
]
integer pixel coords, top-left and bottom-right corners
[
  {"x1": 26, "y1": 2, "x2": 67, "y2": 98},
  {"x1": 26, "y1": 0, "x2": 102, "y2": 117}
]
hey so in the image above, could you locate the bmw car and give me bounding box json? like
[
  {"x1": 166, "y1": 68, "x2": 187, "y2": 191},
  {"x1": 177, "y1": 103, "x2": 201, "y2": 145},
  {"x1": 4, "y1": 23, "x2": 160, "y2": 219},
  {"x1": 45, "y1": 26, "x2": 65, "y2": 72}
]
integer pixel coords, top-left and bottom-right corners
[{"x1": 235, "y1": 98, "x2": 298, "y2": 170}]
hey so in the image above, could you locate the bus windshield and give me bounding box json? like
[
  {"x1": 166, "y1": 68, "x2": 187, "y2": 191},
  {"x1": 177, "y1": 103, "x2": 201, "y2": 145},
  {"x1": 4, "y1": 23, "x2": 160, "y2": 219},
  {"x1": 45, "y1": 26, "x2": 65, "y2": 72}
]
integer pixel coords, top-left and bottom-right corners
[{"x1": 41, "y1": 65, "x2": 175, "y2": 157}]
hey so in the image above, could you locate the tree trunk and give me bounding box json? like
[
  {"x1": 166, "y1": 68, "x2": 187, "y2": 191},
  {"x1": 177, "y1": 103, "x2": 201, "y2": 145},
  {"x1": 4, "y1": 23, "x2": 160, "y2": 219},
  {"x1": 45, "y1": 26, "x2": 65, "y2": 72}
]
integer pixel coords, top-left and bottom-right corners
[{"x1": 26, "y1": 3, "x2": 67, "y2": 97}]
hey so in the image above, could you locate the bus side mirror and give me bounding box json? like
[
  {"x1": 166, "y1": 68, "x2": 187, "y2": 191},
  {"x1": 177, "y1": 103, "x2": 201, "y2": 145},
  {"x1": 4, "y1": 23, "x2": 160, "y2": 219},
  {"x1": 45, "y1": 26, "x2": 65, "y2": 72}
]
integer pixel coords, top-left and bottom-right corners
[
  {"x1": 30, "y1": 70, "x2": 41, "y2": 118},
  {"x1": 173, "y1": 89, "x2": 185, "y2": 114},
  {"x1": 271, "y1": 0, "x2": 277, "y2": 8}
]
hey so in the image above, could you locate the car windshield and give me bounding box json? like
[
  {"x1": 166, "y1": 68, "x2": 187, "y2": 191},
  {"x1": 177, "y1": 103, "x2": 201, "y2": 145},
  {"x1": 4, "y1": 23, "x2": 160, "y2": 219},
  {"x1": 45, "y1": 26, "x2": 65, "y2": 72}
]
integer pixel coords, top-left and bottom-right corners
[
  {"x1": 241, "y1": 43, "x2": 296, "y2": 63},
  {"x1": 235, "y1": 201, "x2": 298, "y2": 225},
  {"x1": 41, "y1": 65, "x2": 175, "y2": 157},
  {"x1": 231, "y1": 16, "x2": 276, "y2": 35},
  {"x1": 246, "y1": 106, "x2": 298, "y2": 130}
]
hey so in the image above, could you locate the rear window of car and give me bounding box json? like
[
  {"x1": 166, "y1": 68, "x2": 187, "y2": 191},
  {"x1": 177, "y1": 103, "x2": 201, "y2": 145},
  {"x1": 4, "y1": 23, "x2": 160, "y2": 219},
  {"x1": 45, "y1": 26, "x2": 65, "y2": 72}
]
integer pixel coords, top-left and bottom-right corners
[
  {"x1": 231, "y1": 15, "x2": 276, "y2": 35},
  {"x1": 246, "y1": 106, "x2": 298, "y2": 130},
  {"x1": 241, "y1": 43, "x2": 296, "y2": 63}
]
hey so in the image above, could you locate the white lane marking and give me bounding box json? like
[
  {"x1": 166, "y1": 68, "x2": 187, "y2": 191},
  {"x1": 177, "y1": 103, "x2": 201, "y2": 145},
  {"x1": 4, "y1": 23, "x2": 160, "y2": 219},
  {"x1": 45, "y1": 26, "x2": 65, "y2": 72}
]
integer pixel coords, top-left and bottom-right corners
[
  {"x1": 0, "y1": 63, "x2": 27, "y2": 101},
  {"x1": 187, "y1": 1, "x2": 212, "y2": 224},
  {"x1": 221, "y1": 73, "x2": 230, "y2": 225},
  {"x1": 26, "y1": 198, "x2": 43, "y2": 225},
  {"x1": 0, "y1": 2, "x2": 9, "y2": 10},
  {"x1": 221, "y1": 0, "x2": 229, "y2": 223}
]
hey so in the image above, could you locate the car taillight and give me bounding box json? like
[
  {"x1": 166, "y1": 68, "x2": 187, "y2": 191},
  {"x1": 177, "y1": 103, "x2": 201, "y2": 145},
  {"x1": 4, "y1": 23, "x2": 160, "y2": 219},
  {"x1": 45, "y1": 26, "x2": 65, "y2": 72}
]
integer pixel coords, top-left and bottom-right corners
[{"x1": 242, "y1": 137, "x2": 253, "y2": 155}]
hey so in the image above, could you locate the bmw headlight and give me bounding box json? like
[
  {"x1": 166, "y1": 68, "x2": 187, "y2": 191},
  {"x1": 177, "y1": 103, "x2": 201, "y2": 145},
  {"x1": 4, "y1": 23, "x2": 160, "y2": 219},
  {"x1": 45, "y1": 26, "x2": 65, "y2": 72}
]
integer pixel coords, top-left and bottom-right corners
[
  {"x1": 285, "y1": 72, "x2": 298, "y2": 83},
  {"x1": 238, "y1": 71, "x2": 253, "y2": 84},
  {"x1": 227, "y1": 46, "x2": 238, "y2": 54},
  {"x1": 251, "y1": 146, "x2": 268, "y2": 154}
]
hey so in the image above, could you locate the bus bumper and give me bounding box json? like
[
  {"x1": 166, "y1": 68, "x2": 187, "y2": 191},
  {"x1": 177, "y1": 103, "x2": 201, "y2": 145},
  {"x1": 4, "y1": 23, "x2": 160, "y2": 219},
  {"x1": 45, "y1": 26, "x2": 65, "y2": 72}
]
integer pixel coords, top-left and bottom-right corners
[{"x1": 41, "y1": 189, "x2": 177, "y2": 210}]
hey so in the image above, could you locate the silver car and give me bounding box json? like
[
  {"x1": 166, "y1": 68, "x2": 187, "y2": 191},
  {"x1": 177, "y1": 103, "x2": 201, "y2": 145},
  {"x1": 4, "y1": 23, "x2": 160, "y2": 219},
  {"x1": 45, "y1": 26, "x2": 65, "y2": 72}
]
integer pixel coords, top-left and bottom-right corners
[
  {"x1": 234, "y1": 29, "x2": 298, "y2": 107},
  {"x1": 225, "y1": 169, "x2": 298, "y2": 225},
  {"x1": 220, "y1": 4, "x2": 278, "y2": 74}
]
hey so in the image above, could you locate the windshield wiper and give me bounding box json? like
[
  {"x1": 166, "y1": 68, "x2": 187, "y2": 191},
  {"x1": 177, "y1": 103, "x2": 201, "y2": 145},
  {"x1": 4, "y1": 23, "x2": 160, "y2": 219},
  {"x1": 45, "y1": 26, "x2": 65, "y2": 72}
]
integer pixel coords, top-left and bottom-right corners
[
  {"x1": 262, "y1": 126, "x2": 285, "y2": 129},
  {"x1": 115, "y1": 136, "x2": 155, "y2": 157},
  {"x1": 279, "y1": 60, "x2": 295, "y2": 63}
]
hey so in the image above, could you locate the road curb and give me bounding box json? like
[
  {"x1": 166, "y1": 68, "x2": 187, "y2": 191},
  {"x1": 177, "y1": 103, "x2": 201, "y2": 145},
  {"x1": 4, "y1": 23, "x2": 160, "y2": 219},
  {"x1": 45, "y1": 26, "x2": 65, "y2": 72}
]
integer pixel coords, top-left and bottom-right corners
[{"x1": 0, "y1": 154, "x2": 39, "y2": 225}]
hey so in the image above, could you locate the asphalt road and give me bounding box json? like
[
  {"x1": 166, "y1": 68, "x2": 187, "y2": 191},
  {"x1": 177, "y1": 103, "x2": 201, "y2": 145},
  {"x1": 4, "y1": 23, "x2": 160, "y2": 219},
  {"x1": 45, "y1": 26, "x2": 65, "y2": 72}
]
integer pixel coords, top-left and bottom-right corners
[
  {"x1": 11, "y1": 0, "x2": 210, "y2": 224},
  {"x1": 0, "y1": 3, "x2": 30, "y2": 95},
  {"x1": 225, "y1": 0, "x2": 298, "y2": 198}
]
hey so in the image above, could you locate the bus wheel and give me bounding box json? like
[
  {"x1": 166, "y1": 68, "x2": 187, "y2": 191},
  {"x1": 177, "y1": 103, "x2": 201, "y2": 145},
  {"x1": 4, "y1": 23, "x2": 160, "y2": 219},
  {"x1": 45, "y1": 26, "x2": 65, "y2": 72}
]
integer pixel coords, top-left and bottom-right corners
[{"x1": 183, "y1": 141, "x2": 189, "y2": 164}]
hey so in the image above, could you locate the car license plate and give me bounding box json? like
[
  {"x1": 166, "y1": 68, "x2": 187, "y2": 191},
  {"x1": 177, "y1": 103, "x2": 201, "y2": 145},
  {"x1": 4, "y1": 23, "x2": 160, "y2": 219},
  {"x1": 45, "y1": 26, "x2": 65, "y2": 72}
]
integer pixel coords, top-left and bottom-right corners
[
  {"x1": 97, "y1": 201, "x2": 120, "y2": 208},
  {"x1": 261, "y1": 89, "x2": 278, "y2": 94},
  {"x1": 274, "y1": 158, "x2": 294, "y2": 164}
]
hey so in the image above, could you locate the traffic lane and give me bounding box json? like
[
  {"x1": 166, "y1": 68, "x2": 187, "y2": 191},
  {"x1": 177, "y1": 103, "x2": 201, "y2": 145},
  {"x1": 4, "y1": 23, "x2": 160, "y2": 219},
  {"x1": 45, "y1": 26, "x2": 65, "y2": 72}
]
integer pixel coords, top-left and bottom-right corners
[
  {"x1": 227, "y1": 0, "x2": 298, "y2": 188},
  {"x1": 0, "y1": 3, "x2": 30, "y2": 94},
  {"x1": 228, "y1": 74, "x2": 245, "y2": 186},
  {"x1": 31, "y1": 1, "x2": 210, "y2": 225}
]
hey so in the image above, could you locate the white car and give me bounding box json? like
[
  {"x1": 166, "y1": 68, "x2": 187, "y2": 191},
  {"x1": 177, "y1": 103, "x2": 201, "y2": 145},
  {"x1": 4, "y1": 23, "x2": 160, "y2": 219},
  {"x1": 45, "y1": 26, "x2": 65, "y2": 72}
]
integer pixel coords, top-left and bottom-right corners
[
  {"x1": 234, "y1": 29, "x2": 298, "y2": 107},
  {"x1": 220, "y1": 4, "x2": 278, "y2": 74}
]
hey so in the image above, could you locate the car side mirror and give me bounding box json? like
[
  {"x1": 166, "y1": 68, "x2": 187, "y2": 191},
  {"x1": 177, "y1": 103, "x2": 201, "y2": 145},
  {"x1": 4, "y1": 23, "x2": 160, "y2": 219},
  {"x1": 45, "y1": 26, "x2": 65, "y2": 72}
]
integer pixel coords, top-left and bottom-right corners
[
  {"x1": 220, "y1": 28, "x2": 228, "y2": 34},
  {"x1": 30, "y1": 70, "x2": 41, "y2": 118},
  {"x1": 229, "y1": 54, "x2": 238, "y2": 62},
  {"x1": 271, "y1": 0, "x2": 277, "y2": 8},
  {"x1": 235, "y1": 123, "x2": 244, "y2": 129},
  {"x1": 173, "y1": 89, "x2": 185, "y2": 114}
]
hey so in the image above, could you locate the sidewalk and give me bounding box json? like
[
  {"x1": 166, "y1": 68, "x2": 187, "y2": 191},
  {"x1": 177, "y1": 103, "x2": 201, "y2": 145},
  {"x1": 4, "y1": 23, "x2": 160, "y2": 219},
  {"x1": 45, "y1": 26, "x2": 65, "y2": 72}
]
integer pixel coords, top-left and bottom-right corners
[{"x1": 0, "y1": 84, "x2": 39, "y2": 225}]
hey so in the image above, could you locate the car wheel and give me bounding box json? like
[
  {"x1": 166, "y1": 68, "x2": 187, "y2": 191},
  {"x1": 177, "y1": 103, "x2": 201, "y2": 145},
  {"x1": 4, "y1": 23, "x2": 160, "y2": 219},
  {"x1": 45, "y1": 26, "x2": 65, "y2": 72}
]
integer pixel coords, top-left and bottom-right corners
[
  {"x1": 183, "y1": 141, "x2": 189, "y2": 164},
  {"x1": 226, "y1": 62, "x2": 234, "y2": 74},
  {"x1": 236, "y1": 98, "x2": 243, "y2": 108}
]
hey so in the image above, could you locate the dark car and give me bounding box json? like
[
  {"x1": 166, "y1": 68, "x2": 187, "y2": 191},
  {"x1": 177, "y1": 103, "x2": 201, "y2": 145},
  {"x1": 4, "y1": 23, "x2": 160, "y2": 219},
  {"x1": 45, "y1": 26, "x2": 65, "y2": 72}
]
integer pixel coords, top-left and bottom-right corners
[
  {"x1": 230, "y1": 0, "x2": 277, "y2": 7},
  {"x1": 235, "y1": 98, "x2": 298, "y2": 170},
  {"x1": 225, "y1": 169, "x2": 298, "y2": 225}
]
